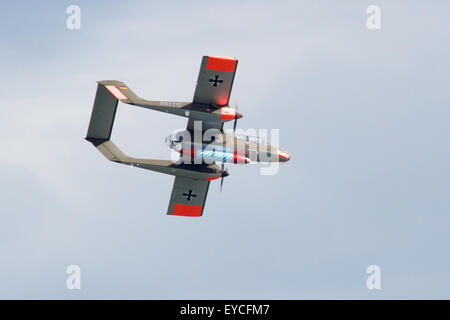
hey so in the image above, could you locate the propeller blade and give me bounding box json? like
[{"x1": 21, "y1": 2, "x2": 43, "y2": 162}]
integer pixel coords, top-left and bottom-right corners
[
  {"x1": 219, "y1": 163, "x2": 229, "y2": 193},
  {"x1": 232, "y1": 100, "x2": 242, "y2": 132}
]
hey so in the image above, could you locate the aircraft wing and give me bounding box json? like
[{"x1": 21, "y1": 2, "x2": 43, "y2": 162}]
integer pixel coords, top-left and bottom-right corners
[
  {"x1": 167, "y1": 176, "x2": 211, "y2": 217},
  {"x1": 193, "y1": 56, "x2": 238, "y2": 106}
]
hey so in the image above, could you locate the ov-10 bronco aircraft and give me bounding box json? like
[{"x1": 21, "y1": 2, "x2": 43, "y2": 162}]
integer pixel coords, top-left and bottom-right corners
[{"x1": 86, "y1": 56, "x2": 290, "y2": 217}]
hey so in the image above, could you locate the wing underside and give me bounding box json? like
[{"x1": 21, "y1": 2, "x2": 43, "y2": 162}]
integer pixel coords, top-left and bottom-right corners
[
  {"x1": 193, "y1": 56, "x2": 238, "y2": 107},
  {"x1": 167, "y1": 176, "x2": 210, "y2": 217}
]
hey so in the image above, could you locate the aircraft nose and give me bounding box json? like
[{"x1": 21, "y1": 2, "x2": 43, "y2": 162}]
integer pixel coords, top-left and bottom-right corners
[{"x1": 277, "y1": 149, "x2": 290, "y2": 162}]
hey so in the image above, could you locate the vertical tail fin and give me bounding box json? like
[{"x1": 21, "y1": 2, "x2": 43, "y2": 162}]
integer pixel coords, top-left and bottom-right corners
[{"x1": 86, "y1": 83, "x2": 119, "y2": 144}]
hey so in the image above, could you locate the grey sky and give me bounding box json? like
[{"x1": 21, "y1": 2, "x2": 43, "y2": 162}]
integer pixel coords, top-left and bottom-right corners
[{"x1": 0, "y1": 1, "x2": 449, "y2": 299}]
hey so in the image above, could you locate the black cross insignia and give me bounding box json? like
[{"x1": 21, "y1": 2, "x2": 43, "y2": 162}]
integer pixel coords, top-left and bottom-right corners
[
  {"x1": 208, "y1": 75, "x2": 223, "y2": 87},
  {"x1": 182, "y1": 189, "x2": 196, "y2": 201}
]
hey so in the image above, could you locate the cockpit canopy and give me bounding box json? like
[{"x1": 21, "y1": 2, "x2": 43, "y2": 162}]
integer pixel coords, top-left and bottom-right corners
[{"x1": 165, "y1": 129, "x2": 189, "y2": 150}]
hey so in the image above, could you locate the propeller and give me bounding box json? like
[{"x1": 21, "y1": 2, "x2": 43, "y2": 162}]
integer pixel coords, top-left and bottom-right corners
[
  {"x1": 233, "y1": 100, "x2": 241, "y2": 132},
  {"x1": 220, "y1": 161, "x2": 229, "y2": 193},
  {"x1": 220, "y1": 100, "x2": 240, "y2": 192}
]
